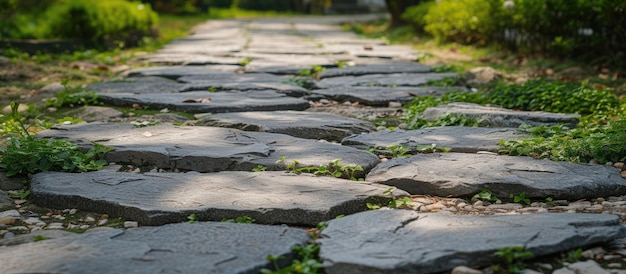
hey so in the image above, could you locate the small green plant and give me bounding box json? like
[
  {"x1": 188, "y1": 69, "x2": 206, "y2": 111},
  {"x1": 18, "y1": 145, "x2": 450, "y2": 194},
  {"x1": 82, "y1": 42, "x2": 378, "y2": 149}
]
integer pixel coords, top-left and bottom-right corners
[
  {"x1": 416, "y1": 144, "x2": 451, "y2": 153},
  {"x1": 33, "y1": 235, "x2": 47, "y2": 242},
  {"x1": 493, "y1": 246, "x2": 533, "y2": 274},
  {"x1": 239, "y1": 57, "x2": 253, "y2": 66},
  {"x1": 545, "y1": 197, "x2": 554, "y2": 206},
  {"x1": 207, "y1": 87, "x2": 218, "y2": 92},
  {"x1": 277, "y1": 157, "x2": 364, "y2": 181},
  {"x1": 296, "y1": 65, "x2": 325, "y2": 78},
  {"x1": 187, "y1": 213, "x2": 197, "y2": 224},
  {"x1": 564, "y1": 248, "x2": 583, "y2": 262},
  {"x1": 426, "y1": 76, "x2": 460, "y2": 87},
  {"x1": 8, "y1": 189, "x2": 30, "y2": 199},
  {"x1": 45, "y1": 80, "x2": 102, "y2": 108},
  {"x1": 473, "y1": 188, "x2": 499, "y2": 202},
  {"x1": 388, "y1": 144, "x2": 411, "y2": 158},
  {"x1": 222, "y1": 216, "x2": 255, "y2": 224},
  {"x1": 252, "y1": 165, "x2": 267, "y2": 172},
  {"x1": 509, "y1": 192, "x2": 531, "y2": 205},
  {"x1": 388, "y1": 197, "x2": 412, "y2": 209}
]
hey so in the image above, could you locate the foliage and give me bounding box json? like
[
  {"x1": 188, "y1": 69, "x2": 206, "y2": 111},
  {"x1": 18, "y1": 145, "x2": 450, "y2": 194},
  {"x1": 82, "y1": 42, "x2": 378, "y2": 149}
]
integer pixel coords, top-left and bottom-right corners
[
  {"x1": 493, "y1": 246, "x2": 533, "y2": 274},
  {"x1": 45, "y1": 80, "x2": 102, "y2": 108},
  {"x1": 401, "y1": 0, "x2": 436, "y2": 32},
  {"x1": 404, "y1": 90, "x2": 486, "y2": 129},
  {"x1": 262, "y1": 244, "x2": 323, "y2": 274},
  {"x1": 46, "y1": 0, "x2": 158, "y2": 48},
  {"x1": 277, "y1": 157, "x2": 364, "y2": 181},
  {"x1": 187, "y1": 213, "x2": 198, "y2": 224},
  {"x1": 252, "y1": 165, "x2": 267, "y2": 172},
  {"x1": 8, "y1": 189, "x2": 30, "y2": 199},
  {"x1": 33, "y1": 235, "x2": 47, "y2": 242},
  {"x1": 509, "y1": 192, "x2": 530, "y2": 205},
  {"x1": 423, "y1": 0, "x2": 494, "y2": 44},
  {"x1": 564, "y1": 248, "x2": 583, "y2": 262},
  {"x1": 473, "y1": 189, "x2": 499, "y2": 203}
]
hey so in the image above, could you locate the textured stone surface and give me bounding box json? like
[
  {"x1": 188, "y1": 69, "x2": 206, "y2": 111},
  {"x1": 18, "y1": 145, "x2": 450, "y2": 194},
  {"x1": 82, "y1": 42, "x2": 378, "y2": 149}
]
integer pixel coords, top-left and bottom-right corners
[
  {"x1": 98, "y1": 90, "x2": 310, "y2": 113},
  {"x1": 63, "y1": 106, "x2": 123, "y2": 122},
  {"x1": 342, "y1": 126, "x2": 528, "y2": 153},
  {"x1": 178, "y1": 73, "x2": 309, "y2": 96},
  {"x1": 87, "y1": 77, "x2": 186, "y2": 93},
  {"x1": 366, "y1": 153, "x2": 626, "y2": 200},
  {"x1": 315, "y1": 72, "x2": 458, "y2": 89},
  {"x1": 423, "y1": 102, "x2": 580, "y2": 128},
  {"x1": 319, "y1": 210, "x2": 626, "y2": 274},
  {"x1": 196, "y1": 111, "x2": 375, "y2": 142},
  {"x1": 36, "y1": 123, "x2": 381, "y2": 175},
  {"x1": 311, "y1": 86, "x2": 468, "y2": 106},
  {"x1": 126, "y1": 66, "x2": 239, "y2": 79},
  {"x1": 0, "y1": 222, "x2": 310, "y2": 273},
  {"x1": 31, "y1": 170, "x2": 408, "y2": 225},
  {"x1": 319, "y1": 62, "x2": 431, "y2": 79}
]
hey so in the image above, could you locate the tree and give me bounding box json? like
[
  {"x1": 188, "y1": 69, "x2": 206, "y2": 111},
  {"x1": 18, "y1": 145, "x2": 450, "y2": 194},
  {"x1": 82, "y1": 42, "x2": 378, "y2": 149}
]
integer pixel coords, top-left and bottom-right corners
[{"x1": 384, "y1": 0, "x2": 422, "y2": 28}]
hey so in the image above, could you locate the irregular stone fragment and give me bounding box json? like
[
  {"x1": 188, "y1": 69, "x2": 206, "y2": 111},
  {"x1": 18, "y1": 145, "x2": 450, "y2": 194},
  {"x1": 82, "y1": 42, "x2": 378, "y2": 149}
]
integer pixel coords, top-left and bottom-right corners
[
  {"x1": 31, "y1": 170, "x2": 408, "y2": 225},
  {"x1": 365, "y1": 153, "x2": 626, "y2": 200},
  {"x1": 315, "y1": 72, "x2": 458, "y2": 89},
  {"x1": 342, "y1": 126, "x2": 528, "y2": 153},
  {"x1": 422, "y1": 102, "x2": 579, "y2": 128},
  {"x1": 63, "y1": 106, "x2": 123, "y2": 122},
  {"x1": 0, "y1": 222, "x2": 310, "y2": 273},
  {"x1": 97, "y1": 90, "x2": 310, "y2": 113},
  {"x1": 319, "y1": 62, "x2": 431, "y2": 78},
  {"x1": 126, "y1": 66, "x2": 239, "y2": 79},
  {"x1": 87, "y1": 77, "x2": 186, "y2": 94},
  {"x1": 196, "y1": 111, "x2": 375, "y2": 142},
  {"x1": 178, "y1": 73, "x2": 309, "y2": 97},
  {"x1": 36, "y1": 123, "x2": 380, "y2": 175},
  {"x1": 311, "y1": 86, "x2": 467, "y2": 106},
  {"x1": 319, "y1": 210, "x2": 626, "y2": 274}
]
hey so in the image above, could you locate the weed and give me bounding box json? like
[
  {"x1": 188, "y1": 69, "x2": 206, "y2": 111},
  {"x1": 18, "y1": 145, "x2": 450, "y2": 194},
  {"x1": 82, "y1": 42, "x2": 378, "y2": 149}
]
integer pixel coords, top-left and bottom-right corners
[
  {"x1": 277, "y1": 157, "x2": 364, "y2": 181},
  {"x1": 187, "y1": 213, "x2": 197, "y2": 224},
  {"x1": 44, "y1": 80, "x2": 102, "y2": 108},
  {"x1": 388, "y1": 144, "x2": 411, "y2": 158},
  {"x1": 252, "y1": 165, "x2": 267, "y2": 172},
  {"x1": 222, "y1": 216, "x2": 255, "y2": 224},
  {"x1": 509, "y1": 192, "x2": 531, "y2": 205},
  {"x1": 564, "y1": 248, "x2": 583, "y2": 262},
  {"x1": 388, "y1": 197, "x2": 412, "y2": 209},
  {"x1": 207, "y1": 87, "x2": 218, "y2": 92},
  {"x1": 297, "y1": 65, "x2": 325, "y2": 78},
  {"x1": 545, "y1": 197, "x2": 554, "y2": 205},
  {"x1": 8, "y1": 189, "x2": 30, "y2": 199},
  {"x1": 426, "y1": 76, "x2": 460, "y2": 87},
  {"x1": 493, "y1": 246, "x2": 533, "y2": 274},
  {"x1": 472, "y1": 189, "x2": 499, "y2": 203},
  {"x1": 239, "y1": 57, "x2": 253, "y2": 66},
  {"x1": 33, "y1": 235, "x2": 46, "y2": 242}
]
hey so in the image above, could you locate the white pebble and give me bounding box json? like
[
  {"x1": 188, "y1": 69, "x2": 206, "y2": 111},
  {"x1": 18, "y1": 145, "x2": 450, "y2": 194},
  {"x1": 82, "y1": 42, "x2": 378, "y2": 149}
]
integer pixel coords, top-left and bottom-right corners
[
  {"x1": 79, "y1": 225, "x2": 90, "y2": 230},
  {"x1": 85, "y1": 216, "x2": 96, "y2": 223},
  {"x1": 69, "y1": 209, "x2": 78, "y2": 215},
  {"x1": 98, "y1": 219, "x2": 108, "y2": 226},
  {"x1": 124, "y1": 221, "x2": 139, "y2": 228},
  {"x1": 388, "y1": 102, "x2": 402, "y2": 108},
  {"x1": 47, "y1": 223, "x2": 64, "y2": 229}
]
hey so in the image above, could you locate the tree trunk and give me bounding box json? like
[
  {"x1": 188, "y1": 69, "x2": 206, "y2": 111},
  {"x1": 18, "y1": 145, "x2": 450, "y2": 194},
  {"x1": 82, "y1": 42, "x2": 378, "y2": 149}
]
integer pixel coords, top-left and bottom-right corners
[{"x1": 384, "y1": 0, "x2": 421, "y2": 28}]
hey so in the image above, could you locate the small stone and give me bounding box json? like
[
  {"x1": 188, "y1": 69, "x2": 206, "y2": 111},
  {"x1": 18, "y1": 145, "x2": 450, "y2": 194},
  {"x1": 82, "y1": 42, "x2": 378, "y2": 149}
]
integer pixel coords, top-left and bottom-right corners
[
  {"x1": 604, "y1": 255, "x2": 620, "y2": 260},
  {"x1": 3, "y1": 232, "x2": 14, "y2": 238},
  {"x1": 597, "y1": 197, "x2": 605, "y2": 204},
  {"x1": 85, "y1": 216, "x2": 96, "y2": 223},
  {"x1": 319, "y1": 99, "x2": 330, "y2": 104},
  {"x1": 553, "y1": 200, "x2": 569, "y2": 206},
  {"x1": 614, "y1": 162, "x2": 624, "y2": 169},
  {"x1": 0, "y1": 217, "x2": 16, "y2": 225},
  {"x1": 388, "y1": 102, "x2": 402, "y2": 108},
  {"x1": 47, "y1": 223, "x2": 64, "y2": 229},
  {"x1": 589, "y1": 159, "x2": 600, "y2": 165},
  {"x1": 397, "y1": 123, "x2": 408, "y2": 129},
  {"x1": 535, "y1": 263, "x2": 553, "y2": 270},
  {"x1": 451, "y1": 265, "x2": 483, "y2": 274},
  {"x1": 487, "y1": 203, "x2": 522, "y2": 210},
  {"x1": 520, "y1": 270, "x2": 542, "y2": 274},
  {"x1": 473, "y1": 200, "x2": 484, "y2": 207},
  {"x1": 98, "y1": 219, "x2": 108, "y2": 226},
  {"x1": 62, "y1": 209, "x2": 71, "y2": 214},
  {"x1": 79, "y1": 225, "x2": 90, "y2": 230},
  {"x1": 39, "y1": 215, "x2": 49, "y2": 219},
  {"x1": 607, "y1": 263, "x2": 622, "y2": 268},
  {"x1": 0, "y1": 224, "x2": 6, "y2": 230},
  {"x1": 8, "y1": 226, "x2": 29, "y2": 232},
  {"x1": 124, "y1": 221, "x2": 138, "y2": 228},
  {"x1": 457, "y1": 202, "x2": 468, "y2": 209}
]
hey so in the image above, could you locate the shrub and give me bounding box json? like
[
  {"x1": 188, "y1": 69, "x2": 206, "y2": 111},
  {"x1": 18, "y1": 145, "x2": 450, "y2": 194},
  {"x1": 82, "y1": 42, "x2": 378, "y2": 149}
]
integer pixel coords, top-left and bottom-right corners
[
  {"x1": 401, "y1": 0, "x2": 436, "y2": 32},
  {"x1": 47, "y1": 0, "x2": 158, "y2": 48},
  {"x1": 423, "y1": 0, "x2": 495, "y2": 44}
]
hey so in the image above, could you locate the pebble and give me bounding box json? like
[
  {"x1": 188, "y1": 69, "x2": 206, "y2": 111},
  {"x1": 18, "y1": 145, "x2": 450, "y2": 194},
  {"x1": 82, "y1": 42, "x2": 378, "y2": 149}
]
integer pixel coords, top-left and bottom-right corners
[
  {"x1": 388, "y1": 102, "x2": 402, "y2": 108},
  {"x1": 124, "y1": 221, "x2": 138, "y2": 228},
  {"x1": 47, "y1": 223, "x2": 64, "y2": 229},
  {"x1": 0, "y1": 224, "x2": 6, "y2": 230},
  {"x1": 98, "y1": 219, "x2": 108, "y2": 226},
  {"x1": 451, "y1": 265, "x2": 482, "y2": 274},
  {"x1": 3, "y1": 232, "x2": 14, "y2": 238},
  {"x1": 473, "y1": 200, "x2": 484, "y2": 207},
  {"x1": 0, "y1": 210, "x2": 20, "y2": 218},
  {"x1": 69, "y1": 209, "x2": 78, "y2": 215},
  {"x1": 607, "y1": 263, "x2": 622, "y2": 268},
  {"x1": 0, "y1": 217, "x2": 16, "y2": 225},
  {"x1": 79, "y1": 225, "x2": 90, "y2": 230},
  {"x1": 85, "y1": 216, "x2": 96, "y2": 223},
  {"x1": 8, "y1": 226, "x2": 29, "y2": 232}
]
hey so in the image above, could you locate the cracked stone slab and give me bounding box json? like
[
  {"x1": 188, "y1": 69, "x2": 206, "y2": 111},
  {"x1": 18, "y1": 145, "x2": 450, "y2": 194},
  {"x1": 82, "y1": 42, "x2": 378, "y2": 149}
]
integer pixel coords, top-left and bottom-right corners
[
  {"x1": 36, "y1": 123, "x2": 381, "y2": 175},
  {"x1": 306, "y1": 106, "x2": 404, "y2": 124},
  {"x1": 314, "y1": 72, "x2": 458, "y2": 89},
  {"x1": 319, "y1": 210, "x2": 626, "y2": 274},
  {"x1": 126, "y1": 66, "x2": 240, "y2": 80},
  {"x1": 365, "y1": 153, "x2": 626, "y2": 200},
  {"x1": 310, "y1": 86, "x2": 468, "y2": 106},
  {"x1": 97, "y1": 90, "x2": 310, "y2": 113},
  {"x1": 31, "y1": 170, "x2": 408, "y2": 226},
  {"x1": 140, "y1": 54, "x2": 246, "y2": 66},
  {"x1": 319, "y1": 62, "x2": 432, "y2": 79},
  {"x1": 1, "y1": 221, "x2": 310, "y2": 273},
  {"x1": 196, "y1": 111, "x2": 376, "y2": 142},
  {"x1": 178, "y1": 73, "x2": 309, "y2": 97},
  {"x1": 322, "y1": 44, "x2": 421, "y2": 60},
  {"x1": 342, "y1": 126, "x2": 529, "y2": 153},
  {"x1": 423, "y1": 102, "x2": 580, "y2": 127},
  {"x1": 87, "y1": 77, "x2": 186, "y2": 94}
]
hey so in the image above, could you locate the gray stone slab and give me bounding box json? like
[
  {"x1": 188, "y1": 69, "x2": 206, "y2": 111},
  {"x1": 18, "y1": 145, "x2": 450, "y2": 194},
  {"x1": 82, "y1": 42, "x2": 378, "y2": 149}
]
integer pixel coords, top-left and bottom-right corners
[
  {"x1": 31, "y1": 170, "x2": 408, "y2": 226},
  {"x1": 306, "y1": 106, "x2": 404, "y2": 123},
  {"x1": 36, "y1": 123, "x2": 381, "y2": 175},
  {"x1": 87, "y1": 77, "x2": 186, "y2": 94},
  {"x1": 126, "y1": 66, "x2": 240, "y2": 80},
  {"x1": 196, "y1": 111, "x2": 376, "y2": 142},
  {"x1": 141, "y1": 54, "x2": 246, "y2": 66},
  {"x1": 323, "y1": 44, "x2": 420, "y2": 60},
  {"x1": 1, "y1": 222, "x2": 310, "y2": 273},
  {"x1": 319, "y1": 210, "x2": 626, "y2": 274},
  {"x1": 178, "y1": 73, "x2": 309, "y2": 97},
  {"x1": 319, "y1": 62, "x2": 432, "y2": 78},
  {"x1": 310, "y1": 86, "x2": 468, "y2": 106},
  {"x1": 315, "y1": 72, "x2": 458, "y2": 89},
  {"x1": 365, "y1": 152, "x2": 626, "y2": 200},
  {"x1": 342, "y1": 126, "x2": 529, "y2": 153},
  {"x1": 423, "y1": 102, "x2": 580, "y2": 128},
  {"x1": 97, "y1": 90, "x2": 310, "y2": 113}
]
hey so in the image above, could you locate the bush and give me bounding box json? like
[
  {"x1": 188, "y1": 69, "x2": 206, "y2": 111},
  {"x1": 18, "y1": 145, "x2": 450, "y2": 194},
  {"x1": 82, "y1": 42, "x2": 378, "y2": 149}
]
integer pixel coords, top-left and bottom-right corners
[
  {"x1": 47, "y1": 0, "x2": 158, "y2": 48},
  {"x1": 423, "y1": 0, "x2": 495, "y2": 44},
  {"x1": 401, "y1": 0, "x2": 435, "y2": 32}
]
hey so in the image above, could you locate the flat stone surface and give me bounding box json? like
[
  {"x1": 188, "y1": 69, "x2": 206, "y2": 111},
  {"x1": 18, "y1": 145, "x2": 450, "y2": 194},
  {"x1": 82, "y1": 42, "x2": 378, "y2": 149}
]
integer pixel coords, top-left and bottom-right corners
[
  {"x1": 196, "y1": 111, "x2": 376, "y2": 142},
  {"x1": 97, "y1": 90, "x2": 310, "y2": 113},
  {"x1": 342, "y1": 126, "x2": 528, "y2": 153},
  {"x1": 319, "y1": 62, "x2": 431, "y2": 78},
  {"x1": 423, "y1": 102, "x2": 580, "y2": 128},
  {"x1": 178, "y1": 73, "x2": 309, "y2": 97},
  {"x1": 315, "y1": 72, "x2": 458, "y2": 89},
  {"x1": 87, "y1": 77, "x2": 186, "y2": 93},
  {"x1": 306, "y1": 106, "x2": 404, "y2": 123},
  {"x1": 139, "y1": 54, "x2": 245, "y2": 66},
  {"x1": 365, "y1": 153, "x2": 626, "y2": 200},
  {"x1": 319, "y1": 210, "x2": 626, "y2": 274},
  {"x1": 0, "y1": 222, "x2": 310, "y2": 273},
  {"x1": 36, "y1": 123, "x2": 381, "y2": 175},
  {"x1": 323, "y1": 44, "x2": 421, "y2": 60},
  {"x1": 63, "y1": 106, "x2": 123, "y2": 122},
  {"x1": 310, "y1": 86, "x2": 468, "y2": 106},
  {"x1": 31, "y1": 170, "x2": 408, "y2": 226},
  {"x1": 126, "y1": 66, "x2": 240, "y2": 79}
]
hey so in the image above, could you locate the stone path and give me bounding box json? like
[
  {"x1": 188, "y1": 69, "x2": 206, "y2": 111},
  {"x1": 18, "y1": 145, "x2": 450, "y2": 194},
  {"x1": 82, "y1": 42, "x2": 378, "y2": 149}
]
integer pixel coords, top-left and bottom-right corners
[{"x1": 2, "y1": 15, "x2": 626, "y2": 273}]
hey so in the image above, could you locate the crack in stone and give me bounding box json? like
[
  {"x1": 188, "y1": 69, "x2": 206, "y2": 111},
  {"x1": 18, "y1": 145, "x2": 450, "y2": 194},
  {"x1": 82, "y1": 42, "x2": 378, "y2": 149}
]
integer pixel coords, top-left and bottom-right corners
[{"x1": 393, "y1": 215, "x2": 421, "y2": 234}]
